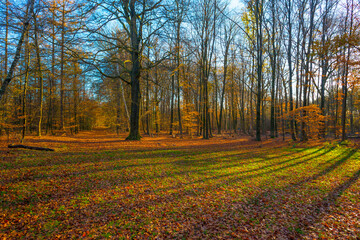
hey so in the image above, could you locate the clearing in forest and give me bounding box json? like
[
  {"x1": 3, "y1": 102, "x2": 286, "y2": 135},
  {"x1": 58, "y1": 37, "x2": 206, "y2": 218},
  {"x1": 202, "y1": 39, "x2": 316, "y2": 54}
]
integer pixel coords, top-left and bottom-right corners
[{"x1": 0, "y1": 131, "x2": 359, "y2": 239}]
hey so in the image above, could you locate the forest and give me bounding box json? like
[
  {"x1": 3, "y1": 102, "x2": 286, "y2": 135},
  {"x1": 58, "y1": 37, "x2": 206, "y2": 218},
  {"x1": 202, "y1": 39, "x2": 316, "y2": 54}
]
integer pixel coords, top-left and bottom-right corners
[
  {"x1": 0, "y1": 0, "x2": 360, "y2": 239},
  {"x1": 0, "y1": 0, "x2": 359, "y2": 141}
]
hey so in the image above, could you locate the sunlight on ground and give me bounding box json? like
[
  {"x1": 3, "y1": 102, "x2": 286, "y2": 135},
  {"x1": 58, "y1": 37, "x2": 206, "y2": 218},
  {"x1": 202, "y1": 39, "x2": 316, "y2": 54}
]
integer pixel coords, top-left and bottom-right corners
[{"x1": 0, "y1": 131, "x2": 359, "y2": 239}]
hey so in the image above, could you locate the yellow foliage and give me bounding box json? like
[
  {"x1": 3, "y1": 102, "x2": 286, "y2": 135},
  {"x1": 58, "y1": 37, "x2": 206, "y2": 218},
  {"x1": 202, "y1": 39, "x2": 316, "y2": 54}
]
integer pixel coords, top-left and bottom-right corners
[{"x1": 182, "y1": 103, "x2": 199, "y2": 136}]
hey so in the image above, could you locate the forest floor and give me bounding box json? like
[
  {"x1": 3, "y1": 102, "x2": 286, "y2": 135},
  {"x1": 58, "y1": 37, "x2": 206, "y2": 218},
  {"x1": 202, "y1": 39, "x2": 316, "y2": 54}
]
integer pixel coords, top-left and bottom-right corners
[{"x1": 0, "y1": 129, "x2": 359, "y2": 239}]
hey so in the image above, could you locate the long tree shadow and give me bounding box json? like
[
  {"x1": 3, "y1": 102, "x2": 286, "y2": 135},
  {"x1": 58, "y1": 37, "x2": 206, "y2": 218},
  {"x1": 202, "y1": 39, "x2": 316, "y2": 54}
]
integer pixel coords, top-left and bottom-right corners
[
  {"x1": 62, "y1": 147, "x2": 341, "y2": 238},
  {"x1": 293, "y1": 149, "x2": 359, "y2": 238},
  {"x1": 3, "y1": 146, "x2": 353, "y2": 238},
  {"x1": 285, "y1": 170, "x2": 358, "y2": 239},
  {"x1": 1, "y1": 148, "x2": 204, "y2": 170},
  {"x1": 196, "y1": 148, "x2": 359, "y2": 239},
  {"x1": 159, "y1": 147, "x2": 331, "y2": 193},
  {"x1": 291, "y1": 148, "x2": 358, "y2": 188},
  {"x1": 0, "y1": 146, "x2": 314, "y2": 209},
  {"x1": 65, "y1": 147, "x2": 333, "y2": 213},
  {"x1": 1, "y1": 144, "x2": 306, "y2": 186},
  {"x1": 1, "y1": 148, "x2": 262, "y2": 185},
  {"x1": 2, "y1": 137, "x2": 301, "y2": 171}
]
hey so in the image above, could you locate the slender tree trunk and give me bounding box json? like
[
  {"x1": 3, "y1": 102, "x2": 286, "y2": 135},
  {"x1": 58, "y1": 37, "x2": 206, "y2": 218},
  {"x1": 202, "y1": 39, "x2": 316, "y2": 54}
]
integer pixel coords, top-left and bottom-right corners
[
  {"x1": 287, "y1": 0, "x2": 296, "y2": 141},
  {"x1": 240, "y1": 72, "x2": 245, "y2": 133},
  {"x1": 335, "y1": 74, "x2": 339, "y2": 138},
  {"x1": 47, "y1": 4, "x2": 56, "y2": 134},
  {"x1": 73, "y1": 74, "x2": 79, "y2": 134},
  {"x1": 214, "y1": 57, "x2": 219, "y2": 133},
  {"x1": 270, "y1": 0, "x2": 277, "y2": 138},
  {"x1": 145, "y1": 70, "x2": 150, "y2": 135},
  {"x1": 301, "y1": 0, "x2": 316, "y2": 141},
  {"x1": 176, "y1": 17, "x2": 183, "y2": 136},
  {"x1": 319, "y1": 0, "x2": 330, "y2": 138},
  {"x1": 0, "y1": 0, "x2": 35, "y2": 101},
  {"x1": 4, "y1": 0, "x2": 8, "y2": 75},
  {"x1": 116, "y1": 78, "x2": 122, "y2": 135},
  {"x1": 21, "y1": 34, "x2": 30, "y2": 143},
  {"x1": 34, "y1": 16, "x2": 43, "y2": 137},
  {"x1": 60, "y1": 2, "x2": 66, "y2": 130},
  {"x1": 341, "y1": 67, "x2": 348, "y2": 141},
  {"x1": 154, "y1": 68, "x2": 159, "y2": 133},
  {"x1": 341, "y1": 0, "x2": 354, "y2": 141},
  {"x1": 349, "y1": 89, "x2": 354, "y2": 134},
  {"x1": 219, "y1": 42, "x2": 229, "y2": 135},
  {"x1": 255, "y1": 0, "x2": 264, "y2": 141},
  {"x1": 170, "y1": 75, "x2": 175, "y2": 135}
]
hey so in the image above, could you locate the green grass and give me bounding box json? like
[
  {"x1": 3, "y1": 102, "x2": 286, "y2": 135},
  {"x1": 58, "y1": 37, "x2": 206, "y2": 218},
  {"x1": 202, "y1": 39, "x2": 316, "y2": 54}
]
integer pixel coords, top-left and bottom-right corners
[{"x1": 0, "y1": 144, "x2": 359, "y2": 239}]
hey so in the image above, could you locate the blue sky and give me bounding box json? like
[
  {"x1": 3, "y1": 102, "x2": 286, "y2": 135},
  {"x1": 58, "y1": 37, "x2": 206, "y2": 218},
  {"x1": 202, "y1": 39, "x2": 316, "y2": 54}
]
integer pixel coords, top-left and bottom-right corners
[{"x1": 230, "y1": 0, "x2": 243, "y2": 9}]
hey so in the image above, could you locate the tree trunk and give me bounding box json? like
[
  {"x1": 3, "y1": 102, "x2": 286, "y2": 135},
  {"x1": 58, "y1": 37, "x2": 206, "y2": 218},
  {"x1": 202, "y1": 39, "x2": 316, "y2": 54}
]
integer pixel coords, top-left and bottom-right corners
[
  {"x1": 176, "y1": 15, "x2": 183, "y2": 136},
  {"x1": 219, "y1": 42, "x2": 229, "y2": 135},
  {"x1": 341, "y1": 0, "x2": 354, "y2": 142},
  {"x1": 126, "y1": 0, "x2": 142, "y2": 140},
  {"x1": 47, "y1": 4, "x2": 56, "y2": 135},
  {"x1": 60, "y1": 1, "x2": 65, "y2": 130},
  {"x1": 287, "y1": 0, "x2": 296, "y2": 141},
  {"x1": 21, "y1": 33, "x2": 30, "y2": 143},
  {"x1": 0, "y1": 0, "x2": 35, "y2": 101},
  {"x1": 255, "y1": 0, "x2": 263, "y2": 141},
  {"x1": 270, "y1": 0, "x2": 276, "y2": 138},
  {"x1": 170, "y1": 74, "x2": 175, "y2": 135},
  {"x1": 34, "y1": 16, "x2": 43, "y2": 137},
  {"x1": 301, "y1": 0, "x2": 316, "y2": 141},
  {"x1": 116, "y1": 78, "x2": 122, "y2": 135}
]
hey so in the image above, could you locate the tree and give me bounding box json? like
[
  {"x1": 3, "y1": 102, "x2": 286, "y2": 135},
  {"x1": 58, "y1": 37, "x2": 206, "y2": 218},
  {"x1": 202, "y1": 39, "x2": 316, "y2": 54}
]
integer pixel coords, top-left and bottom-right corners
[
  {"x1": 0, "y1": 0, "x2": 35, "y2": 101},
  {"x1": 218, "y1": 12, "x2": 237, "y2": 134},
  {"x1": 285, "y1": 0, "x2": 297, "y2": 141},
  {"x1": 341, "y1": 0, "x2": 355, "y2": 141},
  {"x1": 86, "y1": 0, "x2": 167, "y2": 140},
  {"x1": 254, "y1": 0, "x2": 264, "y2": 141},
  {"x1": 301, "y1": 0, "x2": 318, "y2": 141}
]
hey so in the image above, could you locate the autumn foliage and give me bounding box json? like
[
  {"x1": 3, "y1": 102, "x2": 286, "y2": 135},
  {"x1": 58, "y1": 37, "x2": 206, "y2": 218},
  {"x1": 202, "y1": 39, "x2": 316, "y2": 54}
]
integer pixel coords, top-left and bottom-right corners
[{"x1": 284, "y1": 105, "x2": 326, "y2": 139}]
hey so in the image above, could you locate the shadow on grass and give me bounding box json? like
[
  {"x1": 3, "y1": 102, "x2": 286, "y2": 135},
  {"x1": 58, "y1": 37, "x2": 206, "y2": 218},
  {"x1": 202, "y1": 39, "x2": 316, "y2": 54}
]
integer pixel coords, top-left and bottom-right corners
[
  {"x1": 1, "y1": 143, "x2": 305, "y2": 186},
  {"x1": 75, "y1": 147, "x2": 331, "y2": 210},
  {"x1": 2, "y1": 137, "x2": 289, "y2": 170},
  {"x1": 4, "y1": 145, "x2": 358, "y2": 239},
  {"x1": 292, "y1": 149, "x2": 358, "y2": 237},
  {"x1": 162, "y1": 147, "x2": 330, "y2": 193},
  {"x1": 190, "y1": 148, "x2": 359, "y2": 239},
  {"x1": 63, "y1": 146, "x2": 343, "y2": 238},
  {"x1": 0, "y1": 146, "x2": 313, "y2": 208},
  {"x1": 1, "y1": 141, "x2": 261, "y2": 170},
  {"x1": 0, "y1": 144, "x2": 312, "y2": 202},
  {"x1": 291, "y1": 148, "x2": 358, "y2": 188}
]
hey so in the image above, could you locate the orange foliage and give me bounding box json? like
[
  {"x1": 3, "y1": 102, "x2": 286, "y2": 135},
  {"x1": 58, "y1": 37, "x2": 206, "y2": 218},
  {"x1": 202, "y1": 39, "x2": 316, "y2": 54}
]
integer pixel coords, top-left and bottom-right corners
[{"x1": 285, "y1": 105, "x2": 326, "y2": 139}]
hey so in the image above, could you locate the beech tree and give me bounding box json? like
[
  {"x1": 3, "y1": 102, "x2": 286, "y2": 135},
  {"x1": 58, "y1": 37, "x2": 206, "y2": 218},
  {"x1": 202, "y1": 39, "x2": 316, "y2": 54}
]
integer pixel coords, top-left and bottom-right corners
[{"x1": 86, "y1": 0, "x2": 167, "y2": 140}]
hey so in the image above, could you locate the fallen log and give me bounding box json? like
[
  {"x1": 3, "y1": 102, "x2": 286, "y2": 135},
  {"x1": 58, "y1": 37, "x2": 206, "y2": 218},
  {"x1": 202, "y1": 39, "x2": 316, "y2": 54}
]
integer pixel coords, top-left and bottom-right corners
[{"x1": 8, "y1": 144, "x2": 55, "y2": 152}]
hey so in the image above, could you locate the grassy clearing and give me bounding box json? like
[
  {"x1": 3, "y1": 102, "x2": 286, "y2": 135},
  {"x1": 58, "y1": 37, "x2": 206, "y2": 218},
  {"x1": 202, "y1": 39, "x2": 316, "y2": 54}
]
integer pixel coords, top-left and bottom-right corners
[{"x1": 0, "y1": 136, "x2": 359, "y2": 239}]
